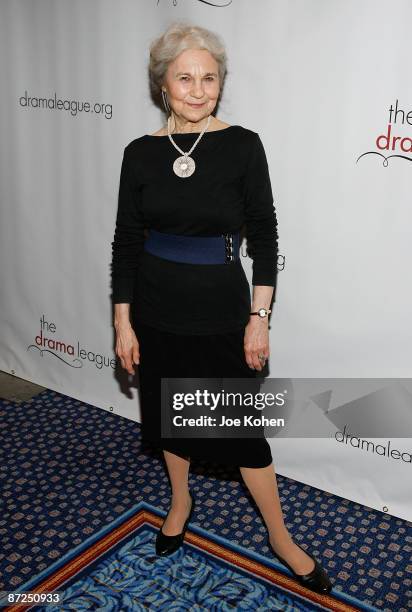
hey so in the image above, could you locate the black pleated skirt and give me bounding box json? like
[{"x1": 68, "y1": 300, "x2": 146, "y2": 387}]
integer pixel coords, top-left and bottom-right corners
[{"x1": 132, "y1": 316, "x2": 273, "y2": 469}]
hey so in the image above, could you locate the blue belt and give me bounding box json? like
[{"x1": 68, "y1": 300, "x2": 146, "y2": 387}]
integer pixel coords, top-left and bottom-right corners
[{"x1": 144, "y1": 229, "x2": 240, "y2": 264}]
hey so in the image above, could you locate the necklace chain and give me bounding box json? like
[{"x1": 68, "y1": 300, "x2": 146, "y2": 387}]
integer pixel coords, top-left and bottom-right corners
[
  {"x1": 167, "y1": 115, "x2": 211, "y2": 178},
  {"x1": 167, "y1": 114, "x2": 211, "y2": 156}
]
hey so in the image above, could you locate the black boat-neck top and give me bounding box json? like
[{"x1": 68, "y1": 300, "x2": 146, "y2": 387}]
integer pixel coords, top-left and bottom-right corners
[{"x1": 111, "y1": 125, "x2": 278, "y2": 335}]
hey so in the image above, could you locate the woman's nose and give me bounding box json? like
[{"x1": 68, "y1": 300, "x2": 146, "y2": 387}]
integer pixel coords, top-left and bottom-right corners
[{"x1": 190, "y1": 80, "x2": 205, "y2": 97}]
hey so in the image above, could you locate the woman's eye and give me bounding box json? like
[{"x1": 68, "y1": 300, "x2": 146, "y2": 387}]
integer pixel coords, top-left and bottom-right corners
[{"x1": 179, "y1": 76, "x2": 214, "y2": 81}]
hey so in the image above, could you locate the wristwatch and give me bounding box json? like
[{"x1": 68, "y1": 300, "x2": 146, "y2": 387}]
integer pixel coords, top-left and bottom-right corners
[{"x1": 250, "y1": 308, "x2": 272, "y2": 318}]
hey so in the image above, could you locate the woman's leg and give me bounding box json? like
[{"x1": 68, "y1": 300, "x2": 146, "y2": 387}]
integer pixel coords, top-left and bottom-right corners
[
  {"x1": 161, "y1": 450, "x2": 192, "y2": 536},
  {"x1": 240, "y1": 462, "x2": 316, "y2": 574}
]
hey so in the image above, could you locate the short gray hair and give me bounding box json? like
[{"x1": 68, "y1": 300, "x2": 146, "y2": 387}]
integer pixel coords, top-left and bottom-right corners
[{"x1": 149, "y1": 21, "x2": 227, "y2": 106}]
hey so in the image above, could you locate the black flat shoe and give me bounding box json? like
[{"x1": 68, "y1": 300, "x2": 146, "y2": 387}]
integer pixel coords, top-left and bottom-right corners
[
  {"x1": 268, "y1": 537, "x2": 332, "y2": 595},
  {"x1": 155, "y1": 491, "x2": 195, "y2": 556}
]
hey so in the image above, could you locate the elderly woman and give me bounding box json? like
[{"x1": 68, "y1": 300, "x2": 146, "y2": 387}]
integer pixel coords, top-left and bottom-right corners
[{"x1": 111, "y1": 22, "x2": 332, "y2": 594}]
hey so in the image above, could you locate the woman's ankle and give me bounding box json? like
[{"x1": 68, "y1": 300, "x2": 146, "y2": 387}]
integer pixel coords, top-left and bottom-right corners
[
  {"x1": 268, "y1": 528, "x2": 294, "y2": 550},
  {"x1": 171, "y1": 488, "x2": 191, "y2": 507}
]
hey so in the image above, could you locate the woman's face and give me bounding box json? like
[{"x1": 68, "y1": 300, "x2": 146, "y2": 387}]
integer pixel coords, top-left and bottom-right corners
[{"x1": 163, "y1": 48, "x2": 220, "y2": 125}]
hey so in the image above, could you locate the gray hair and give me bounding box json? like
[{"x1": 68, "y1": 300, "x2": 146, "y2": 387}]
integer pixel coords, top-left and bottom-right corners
[{"x1": 149, "y1": 21, "x2": 227, "y2": 106}]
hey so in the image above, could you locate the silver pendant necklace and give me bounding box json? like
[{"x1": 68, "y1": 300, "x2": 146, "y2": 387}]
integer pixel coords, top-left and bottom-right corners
[{"x1": 167, "y1": 114, "x2": 211, "y2": 178}]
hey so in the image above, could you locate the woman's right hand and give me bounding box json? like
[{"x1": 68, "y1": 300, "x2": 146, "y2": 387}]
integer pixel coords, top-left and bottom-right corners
[{"x1": 115, "y1": 322, "x2": 140, "y2": 375}]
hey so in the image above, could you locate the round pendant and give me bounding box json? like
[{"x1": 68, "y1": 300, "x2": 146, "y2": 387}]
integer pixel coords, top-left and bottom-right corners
[{"x1": 173, "y1": 155, "x2": 195, "y2": 178}]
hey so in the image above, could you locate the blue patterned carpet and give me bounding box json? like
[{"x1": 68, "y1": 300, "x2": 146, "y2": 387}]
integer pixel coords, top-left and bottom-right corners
[{"x1": 0, "y1": 389, "x2": 411, "y2": 611}]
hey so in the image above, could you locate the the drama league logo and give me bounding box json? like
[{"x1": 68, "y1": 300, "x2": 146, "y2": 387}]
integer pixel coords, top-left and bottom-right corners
[
  {"x1": 156, "y1": 0, "x2": 232, "y2": 6},
  {"x1": 315, "y1": 383, "x2": 412, "y2": 464},
  {"x1": 357, "y1": 99, "x2": 412, "y2": 166},
  {"x1": 27, "y1": 315, "x2": 116, "y2": 370}
]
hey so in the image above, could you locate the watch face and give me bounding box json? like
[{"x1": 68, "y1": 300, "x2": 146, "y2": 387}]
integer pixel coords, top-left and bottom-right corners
[{"x1": 258, "y1": 308, "x2": 267, "y2": 317}]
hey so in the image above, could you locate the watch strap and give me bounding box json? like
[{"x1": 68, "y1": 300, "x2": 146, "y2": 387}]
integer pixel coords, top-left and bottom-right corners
[{"x1": 250, "y1": 308, "x2": 272, "y2": 316}]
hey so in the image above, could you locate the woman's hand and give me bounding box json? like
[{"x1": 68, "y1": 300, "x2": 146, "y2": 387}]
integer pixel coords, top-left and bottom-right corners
[
  {"x1": 115, "y1": 322, "x2": 140, "y2": 375},
  {"x1": 244, "y1": 318, "x2": 269, "y2": 371}
]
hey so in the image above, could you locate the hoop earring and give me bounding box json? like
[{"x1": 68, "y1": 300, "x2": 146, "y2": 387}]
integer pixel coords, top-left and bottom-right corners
[{"x1": 161, "y1": 89, "x2": 171, "y2": 115}]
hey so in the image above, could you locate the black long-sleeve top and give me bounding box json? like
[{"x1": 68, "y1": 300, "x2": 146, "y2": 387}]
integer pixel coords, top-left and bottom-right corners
[{"x1": 111, "y1": 125, "x2": 278, "y2": 335}]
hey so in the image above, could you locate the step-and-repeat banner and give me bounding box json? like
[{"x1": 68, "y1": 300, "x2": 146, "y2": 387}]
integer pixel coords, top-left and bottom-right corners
[{"x1": 1, "y1": 0, "x2": 411, "y2": 521}]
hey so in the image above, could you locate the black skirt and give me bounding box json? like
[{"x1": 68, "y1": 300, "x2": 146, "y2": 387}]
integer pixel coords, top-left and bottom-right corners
[{"x1": 132, "y1": 316, "x2": 273, "y2": 469}]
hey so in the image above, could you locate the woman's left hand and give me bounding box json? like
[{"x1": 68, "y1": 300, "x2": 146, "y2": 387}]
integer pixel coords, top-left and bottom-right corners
[{"x1": 244, "y1": 319, "x2": 269, "y2": 371}]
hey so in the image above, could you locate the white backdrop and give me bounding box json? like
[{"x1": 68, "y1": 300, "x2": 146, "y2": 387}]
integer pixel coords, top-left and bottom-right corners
[{"x1": 1, "y1": 0, "x2": 411, "y2": 521}]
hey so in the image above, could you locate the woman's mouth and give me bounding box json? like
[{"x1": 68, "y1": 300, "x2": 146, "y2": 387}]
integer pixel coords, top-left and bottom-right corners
[{"x1": 187, "y1": 102, "x2": 205, "y2": 108}]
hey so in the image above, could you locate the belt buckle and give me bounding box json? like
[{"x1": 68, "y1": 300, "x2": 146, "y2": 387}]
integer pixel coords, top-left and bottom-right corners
[{"x1": 222, "y1": 233, "x2": 234, "y2": 263}]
